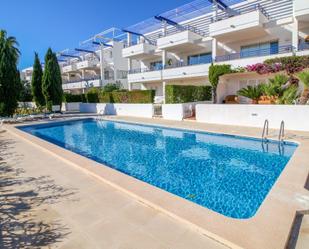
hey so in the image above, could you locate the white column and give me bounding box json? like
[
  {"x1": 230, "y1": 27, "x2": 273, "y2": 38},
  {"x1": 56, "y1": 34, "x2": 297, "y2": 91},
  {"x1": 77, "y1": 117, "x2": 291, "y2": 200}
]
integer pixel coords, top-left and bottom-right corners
[
  {"x1": 127, "y1": 33, "x2": 132, "y2": 46},
  {"x1": 162, "y1": 50, "x2": 167, "y2": 68},
  {"x1": 161, "y1": 21, "x2": 167, "y2": 36},
  {"x1": 99, "y1": 44, "x2": 105, "y2": 86},
  {"x1": 128, "y1": 82, "x2": 132, "y2": 91},
  {"x1": 212, "y1": 0, "x2": 218, "y2": 22},
  {"x1": 81, "y1": 69, "x2": 85, "y2": 79},
  {"x1": 162, "y1": 81, "x2": 166, "y2": 104},
  {"x1": 212, "y1": 38, "x2": 217, "y2": 62},
  {"x1": 292, "y1": 19, "x2": 299, "y2": 52},
  {"x1": 128, "y1": 58, "x2": 132, "y2": 72}
]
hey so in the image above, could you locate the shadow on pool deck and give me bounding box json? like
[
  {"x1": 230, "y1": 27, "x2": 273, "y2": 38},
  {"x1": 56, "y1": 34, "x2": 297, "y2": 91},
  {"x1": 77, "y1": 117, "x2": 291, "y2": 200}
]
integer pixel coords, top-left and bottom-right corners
[{"x1": 0, "y1": 136, "x2": 77, "y2": 249}]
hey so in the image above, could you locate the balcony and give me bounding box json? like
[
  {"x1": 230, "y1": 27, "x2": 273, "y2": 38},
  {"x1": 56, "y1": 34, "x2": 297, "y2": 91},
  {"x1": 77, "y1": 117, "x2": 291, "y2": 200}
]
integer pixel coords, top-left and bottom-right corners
[
  {"x1": 157, "y1": 30, "x2": 204, "y2": 52},
  {"x1": 215, "y1": 44, "x2": 293, "y2": 67},
  {"x1": 209, "y1": 5, "x2": 269, "y2": 42},
  {"x1": 122, "y1": 42, "x2": 159, "y2": 60},
  {"x1": 62, "y1": 64, "x2": 77, "y2": 73},
  {"x1": 62, "y1": 77, "x2": 101, "y2": 90},
  {"x1": 294, "y1": 0, "x2": 309, "y2": 21},
  {"x1": 76, "y1": 60, "x2": 99, "y2": 70},
  {"x1": 163, "y1": 63, "x2": 211, "y2": 80},
  {"x1": 128, "y1": 55, "x2": 212, "y2": 82},
  {"x1": 128, "y1": 69, "x2": 162, "y2": 83}
]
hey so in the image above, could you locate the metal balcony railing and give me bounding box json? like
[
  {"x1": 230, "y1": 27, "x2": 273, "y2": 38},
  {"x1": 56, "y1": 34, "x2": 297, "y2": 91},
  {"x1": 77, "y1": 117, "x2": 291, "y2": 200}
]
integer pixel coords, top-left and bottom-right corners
[
  {"x1": 159, "y1": 25, "x2": 208, "y2": 38},
  {"x1": 211, "y1": 4, "x2": 269, "y2": 23},
  {"x1": 215, "y1": 44, "x2": 293, "y2": 62}
]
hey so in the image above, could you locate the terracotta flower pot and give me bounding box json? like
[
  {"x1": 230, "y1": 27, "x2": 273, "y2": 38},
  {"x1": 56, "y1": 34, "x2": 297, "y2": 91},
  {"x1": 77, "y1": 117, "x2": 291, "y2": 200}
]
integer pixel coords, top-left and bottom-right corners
[{"x1": 251, "y1": 99, "x2": 259, "y2": 104}]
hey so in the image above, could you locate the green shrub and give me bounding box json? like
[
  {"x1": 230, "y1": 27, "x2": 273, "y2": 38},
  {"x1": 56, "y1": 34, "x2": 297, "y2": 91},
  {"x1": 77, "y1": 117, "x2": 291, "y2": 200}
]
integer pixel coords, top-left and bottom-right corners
[
  {"x1": 209, "y1": 64, "x2": 232, "y2": 103},
  {"x1": 237, "y1": 85, "x2": 264, "y2": 103},
  {"x1": 102, "y1": 82, "x2": 121, "y2": 92},
  {"x1": 112, "y1": 90, "x2": 155, "y2": 103},
  {"x1": 99, "y1": 91, "x2": 114, "y2": 103},
  {"x1": 85, "y1": 88, "x2": 99, "y2": 103},
  {"x1": 278, "y1": 85, "x2": 299, "y2": 105},
  {"x1": 165, "y1": 85, "x2": 212, "y2": 104},
  {"x1": 63, "y1": 93, "x2": 85, "y2": 102}
]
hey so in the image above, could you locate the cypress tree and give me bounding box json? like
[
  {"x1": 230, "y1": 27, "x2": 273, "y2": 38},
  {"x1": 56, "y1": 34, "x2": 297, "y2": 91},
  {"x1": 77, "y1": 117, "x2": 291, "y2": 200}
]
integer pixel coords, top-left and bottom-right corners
[
  {"x1": 31, "y1": 52, "x2": 45, "y2": 106},
  {"x1": 42, "y1": 48, "x2": 63, "y2": 110},
  {"x1": 0, "y1": 30, "x2": 21, "y2": 117}
]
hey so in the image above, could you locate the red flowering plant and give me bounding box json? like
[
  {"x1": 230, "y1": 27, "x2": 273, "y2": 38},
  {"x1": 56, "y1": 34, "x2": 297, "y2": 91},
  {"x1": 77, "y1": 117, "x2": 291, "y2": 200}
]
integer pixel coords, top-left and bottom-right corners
[
  {"x1": 246, "y1": 63, "x2": 282, "y2": 74},
  {"x1": 264, "y1": 56, "x2": 309, "y2": 85}
]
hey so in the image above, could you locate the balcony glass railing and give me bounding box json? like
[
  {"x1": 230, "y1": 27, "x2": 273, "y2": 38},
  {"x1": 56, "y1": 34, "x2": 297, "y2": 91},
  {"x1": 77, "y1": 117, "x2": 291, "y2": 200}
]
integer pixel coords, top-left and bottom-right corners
[
  {"x1": 63, "y1": 75, "x2": 101, "y2": 84},
  {"x1": 164, "y1": 57, "x2": 213, "y2": 69},
  {"x1": 129, "y1": 56, "x2": 213, "y2": 74},
  {"x1": 211, "y1": 4, "x2": 269, "y2": 23},
  {"x1": 215, "y1": 44, "x2": 293, "y2": 62},
  {"x1": 299, "y1": 42, "x2": 309, "y2": 51},
  {"x1": 124, "y1": 40, "x2": 157, "y2": 48}
]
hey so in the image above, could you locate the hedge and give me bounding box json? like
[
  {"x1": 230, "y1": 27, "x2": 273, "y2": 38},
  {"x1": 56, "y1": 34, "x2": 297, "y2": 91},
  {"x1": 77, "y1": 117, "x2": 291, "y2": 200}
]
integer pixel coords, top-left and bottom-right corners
[
  {"x1": 86, "y1": 88, "x2": 100, "y2": 103},
  {"x1": 165, "y1": 85, "x2": 212, "y2": 104},
  {"x1": 63, "y1": 88, "x2": 155, "y2": 104},
  {"x1": 111, "y1": 90, "x2": 155, "y2": 103},
  {"x1": 63, "y1": 93, "x2": 85, "y2": 103}
]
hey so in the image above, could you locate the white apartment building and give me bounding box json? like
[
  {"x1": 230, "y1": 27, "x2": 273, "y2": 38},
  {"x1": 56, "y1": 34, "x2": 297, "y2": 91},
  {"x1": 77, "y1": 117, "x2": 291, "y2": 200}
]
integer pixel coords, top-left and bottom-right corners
[
  {"x1": 20, "y1": 66, "x2": 35, "y2": 82},
  {"x1": 59, "y1": 28, "x2": 129, "y2": 93},
  {"x1": 123, "y1": 0, "x2": 309, "y2": 103}
]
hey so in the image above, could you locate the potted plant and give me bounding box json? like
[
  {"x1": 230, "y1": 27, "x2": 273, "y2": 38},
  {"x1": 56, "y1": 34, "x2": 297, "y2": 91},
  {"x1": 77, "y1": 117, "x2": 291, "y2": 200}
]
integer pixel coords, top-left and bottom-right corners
[{"x1": 237, "y1": 85, "x2": 263, "y2": 104}]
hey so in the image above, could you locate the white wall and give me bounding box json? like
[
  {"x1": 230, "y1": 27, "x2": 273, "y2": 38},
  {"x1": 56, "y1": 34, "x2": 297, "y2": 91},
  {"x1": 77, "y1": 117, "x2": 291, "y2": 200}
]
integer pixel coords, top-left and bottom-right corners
[
  {"x1": 18, "y1": 102, "x2": 36, "y2": 109},
  {"x1": 62, "y1": 102, "x2": 81, "y2": 112},
  {"x1": 163, "y1": 101, "x2": 212, "y2": 121},
  {"x1": 79, "y1": 103, "x2": 153, "y2": 118},
  {"x1": 196, "y1": 104, "x2": 309, "y2": 131}
]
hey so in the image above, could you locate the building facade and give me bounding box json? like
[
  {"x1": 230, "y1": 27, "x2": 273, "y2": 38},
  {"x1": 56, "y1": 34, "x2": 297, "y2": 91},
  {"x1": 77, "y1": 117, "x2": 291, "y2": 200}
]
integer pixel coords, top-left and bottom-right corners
[
  {"x1": 123, "y1": 0, "x2": 309, "y2": 103},
  {"x1": 59, "y1": 28, "x2": 129, "y2": 94}
]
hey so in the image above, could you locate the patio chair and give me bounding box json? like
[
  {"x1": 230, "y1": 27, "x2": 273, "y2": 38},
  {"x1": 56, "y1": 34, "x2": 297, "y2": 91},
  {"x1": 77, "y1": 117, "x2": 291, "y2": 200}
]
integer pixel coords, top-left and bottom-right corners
[{"x1": 224, "y1": 95, "x2": 239, "y2": 104}]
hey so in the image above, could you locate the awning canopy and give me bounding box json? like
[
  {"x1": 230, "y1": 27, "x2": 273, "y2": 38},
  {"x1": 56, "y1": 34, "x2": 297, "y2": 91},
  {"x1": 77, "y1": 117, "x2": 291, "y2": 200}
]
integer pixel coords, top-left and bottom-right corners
[{"x1": 123, "y1": 0, "x2": 246, "y2": 36}]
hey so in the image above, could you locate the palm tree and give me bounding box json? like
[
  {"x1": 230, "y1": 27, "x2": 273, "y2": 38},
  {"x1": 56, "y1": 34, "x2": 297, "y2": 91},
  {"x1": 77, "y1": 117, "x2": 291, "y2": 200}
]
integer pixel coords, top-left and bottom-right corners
[
  {"x1": 237, "y1": 85, "x2": 264, "y2": 104},
  {"x1": 297, "y1": 71, "x2": 309, "y2": 104},
  {"x1": 0, "y1": 30, "x2": 21, "y2": 117}
]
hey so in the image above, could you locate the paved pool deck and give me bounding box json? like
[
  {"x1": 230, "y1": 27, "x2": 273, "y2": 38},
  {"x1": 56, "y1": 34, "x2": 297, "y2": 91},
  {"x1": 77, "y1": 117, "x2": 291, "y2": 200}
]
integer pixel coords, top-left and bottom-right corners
[
  {"x1": 0, "y1": 128, "x2": 228, "y2": 249},
  {"x1": 2, "y1": 116, "x2": 309, "y2": 249}
]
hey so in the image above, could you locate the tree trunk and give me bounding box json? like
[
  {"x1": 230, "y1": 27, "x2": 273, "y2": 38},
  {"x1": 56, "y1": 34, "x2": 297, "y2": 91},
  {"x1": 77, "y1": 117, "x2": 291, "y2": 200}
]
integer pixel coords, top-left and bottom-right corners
[
  {"x1": 299, "y1": 88, "x2": 309, "y2": 105},
  {"x1": 212, "y1": 88, "x2": 217, "y2": 104}
]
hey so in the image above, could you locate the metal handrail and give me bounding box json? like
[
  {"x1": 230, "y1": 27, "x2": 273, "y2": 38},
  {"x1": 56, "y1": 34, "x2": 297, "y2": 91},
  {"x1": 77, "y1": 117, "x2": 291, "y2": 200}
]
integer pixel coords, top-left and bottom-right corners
[
  {"x1": 160, "y1": 24, "x2": 208, "y2": 38},
  {"x1": 279, "y1": 120, "x2": 285, "y2": 143},
  {"x1": 211, "y1": 4, "x2": 269, "y2": 23},
  {"x1": 262, "y1": 119, "x2": 269, "y2": 141}
]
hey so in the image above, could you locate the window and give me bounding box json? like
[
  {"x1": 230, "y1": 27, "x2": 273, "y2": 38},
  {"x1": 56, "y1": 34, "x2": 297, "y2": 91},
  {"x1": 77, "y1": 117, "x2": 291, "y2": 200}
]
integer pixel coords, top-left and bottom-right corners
[
  {"x1": 240, "y1": 41, "x2": 279, "y2": 58},
  {"x1": 150, "y1": 61, "x2": 163, "y2": 71},
  {"x1": 188, "y1": 53, "x2": 212, "y2": 65}
]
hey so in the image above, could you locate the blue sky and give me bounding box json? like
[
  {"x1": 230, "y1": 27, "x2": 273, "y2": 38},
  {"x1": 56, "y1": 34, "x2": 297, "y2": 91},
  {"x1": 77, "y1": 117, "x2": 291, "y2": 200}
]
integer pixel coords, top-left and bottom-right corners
[{"x1": 0, "y1": 0, "x2": 190, "y2": 69}]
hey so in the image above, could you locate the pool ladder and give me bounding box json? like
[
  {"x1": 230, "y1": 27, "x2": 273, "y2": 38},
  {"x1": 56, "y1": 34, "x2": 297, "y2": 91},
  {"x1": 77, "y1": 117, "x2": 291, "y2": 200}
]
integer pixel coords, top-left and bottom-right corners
[
  {"x1": 278, "y1": 120, "x2": 285, "y2": 144},
  {"x1": 96, "y1": 109, "x2": 105, "y2": 121},
  {"x1": 262, "y1": 119, "x2": 285, "y2": 143},
  {"x1": 262, "y1": 119, "x2": 269, "y2": 142}
]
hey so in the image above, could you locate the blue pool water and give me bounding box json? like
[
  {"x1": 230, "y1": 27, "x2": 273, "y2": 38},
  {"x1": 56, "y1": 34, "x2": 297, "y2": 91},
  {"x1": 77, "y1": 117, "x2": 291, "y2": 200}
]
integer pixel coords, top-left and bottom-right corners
[{"x1": 20, "y1": 119, "x2": 297, "y2": 219}]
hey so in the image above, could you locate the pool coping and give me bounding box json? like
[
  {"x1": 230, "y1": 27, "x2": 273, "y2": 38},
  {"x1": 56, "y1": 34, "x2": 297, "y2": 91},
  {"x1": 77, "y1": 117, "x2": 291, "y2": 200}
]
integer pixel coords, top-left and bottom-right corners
[{"x1": 5, "y1": 116, "x2": 309, "y2": 249}]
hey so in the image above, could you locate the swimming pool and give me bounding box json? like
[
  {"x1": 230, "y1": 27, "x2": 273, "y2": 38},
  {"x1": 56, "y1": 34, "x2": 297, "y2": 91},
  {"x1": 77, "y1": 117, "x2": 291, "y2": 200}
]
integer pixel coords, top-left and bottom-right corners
[{"x1": 20, "y1": 119, "x2": 297, "y2": 219}]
